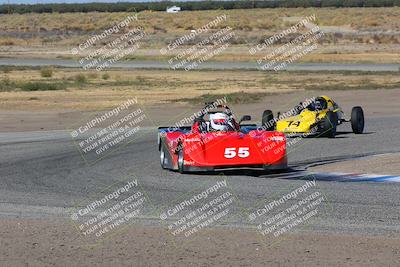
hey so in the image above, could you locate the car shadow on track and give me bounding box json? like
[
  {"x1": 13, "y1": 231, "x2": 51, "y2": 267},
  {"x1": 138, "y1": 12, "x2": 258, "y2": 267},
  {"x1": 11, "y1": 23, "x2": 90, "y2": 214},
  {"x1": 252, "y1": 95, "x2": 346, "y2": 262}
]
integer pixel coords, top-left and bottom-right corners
[
  {"x1": 285, "y1": 131, "x2": 374, "y2": 140},
  {"x1": 335, "y1": 131, "x2": 375, "y2": 136},
  {"x1": 180, "y1": 167, "x2": 303, "y2": 178}
]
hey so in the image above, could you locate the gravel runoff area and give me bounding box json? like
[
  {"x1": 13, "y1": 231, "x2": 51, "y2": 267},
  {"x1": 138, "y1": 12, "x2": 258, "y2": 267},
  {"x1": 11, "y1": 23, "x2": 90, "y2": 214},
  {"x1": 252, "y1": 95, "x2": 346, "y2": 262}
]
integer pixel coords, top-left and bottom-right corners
[{"x1": 1, "y1": 218, "x2": 399, "y2": 267}]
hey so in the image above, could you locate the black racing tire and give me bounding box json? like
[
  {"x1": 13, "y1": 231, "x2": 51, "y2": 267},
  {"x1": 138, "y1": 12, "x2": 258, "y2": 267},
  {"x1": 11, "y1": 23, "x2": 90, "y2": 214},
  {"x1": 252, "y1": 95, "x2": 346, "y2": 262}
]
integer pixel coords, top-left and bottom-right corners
[
  {"x1": 321, "y1": 111, "x2": 337, "y2": 138},
  {"x1": 262, "y1": 110, "x2": 275, "y2": 131},
  {"x1": 177, "y1": 147, "x2": 185, "y2": 174},
  {"x1": 160, "y1": 145, "x2": 167, "y2": 169},
  {"x1": 351, "y1": 106, "x2": 364, "y2": 134}
]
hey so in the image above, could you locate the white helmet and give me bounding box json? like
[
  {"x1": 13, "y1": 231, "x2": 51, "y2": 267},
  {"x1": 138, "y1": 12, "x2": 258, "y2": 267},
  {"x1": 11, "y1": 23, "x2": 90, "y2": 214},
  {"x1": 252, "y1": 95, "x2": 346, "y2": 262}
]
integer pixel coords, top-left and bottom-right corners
[{"x1": 209, "y1": 112, "x2": 230, "y2": 131}]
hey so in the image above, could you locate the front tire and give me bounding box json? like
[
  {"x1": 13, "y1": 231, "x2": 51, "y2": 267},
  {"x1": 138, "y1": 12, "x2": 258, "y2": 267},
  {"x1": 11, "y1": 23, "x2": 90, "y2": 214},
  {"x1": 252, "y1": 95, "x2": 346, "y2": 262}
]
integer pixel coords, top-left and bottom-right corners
[
  {"x1": 351, "y1": 106, "x2": 364, "y2": 134},
  {"x1": 160, "y1": 147, "x2": 167, "y2": 169},
  {"x1": 262, "y1": 110, "x2": 275, "y2": 131},
  {"x1": 177, "y1": 148, "x2": 185, "y2": 174}
]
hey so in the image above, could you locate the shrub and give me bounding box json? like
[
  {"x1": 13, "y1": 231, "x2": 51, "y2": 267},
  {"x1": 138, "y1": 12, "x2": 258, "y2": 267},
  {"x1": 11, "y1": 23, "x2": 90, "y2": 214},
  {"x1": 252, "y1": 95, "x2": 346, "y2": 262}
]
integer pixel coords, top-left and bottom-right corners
[
  {"x1": 74, "y1": 73, "x2": 87, "y2": 83},
  {"x1": 102, "y1": 73, "x2": 110, "y2": 80},
  {"x1": 172, "y1": 91, "x2": 272, "y2": 104},
  {"x1": 40, "y1": 67, "x2": 53, "y2": 78},
  {"x1": 0, "y1": 78, "x2": 14, "y2": 91},
  {"x1": 19, "y1": 82, "x2": 66, "y2": 91},
  {"x1": 2, "y1": 66, "x2": 12, "y2": 73}
]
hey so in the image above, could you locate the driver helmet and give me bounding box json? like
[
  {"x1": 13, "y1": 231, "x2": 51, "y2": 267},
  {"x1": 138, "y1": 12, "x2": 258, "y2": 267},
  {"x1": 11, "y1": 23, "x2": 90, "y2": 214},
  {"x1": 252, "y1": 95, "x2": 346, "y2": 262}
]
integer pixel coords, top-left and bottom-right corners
[
  {"x1": 314, "y1": 97, "x2": 327, "y2": 110},
  {"x1": 209, "y1": 112, "x2": 231, "y2": 131}
]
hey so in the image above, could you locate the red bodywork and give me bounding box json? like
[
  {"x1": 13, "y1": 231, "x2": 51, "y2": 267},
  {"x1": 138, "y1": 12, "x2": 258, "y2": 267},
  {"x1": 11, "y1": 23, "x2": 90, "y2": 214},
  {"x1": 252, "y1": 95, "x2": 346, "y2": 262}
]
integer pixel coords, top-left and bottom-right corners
[{"x1": 159, "y1": 125, "x2": 287, "y2": 172}]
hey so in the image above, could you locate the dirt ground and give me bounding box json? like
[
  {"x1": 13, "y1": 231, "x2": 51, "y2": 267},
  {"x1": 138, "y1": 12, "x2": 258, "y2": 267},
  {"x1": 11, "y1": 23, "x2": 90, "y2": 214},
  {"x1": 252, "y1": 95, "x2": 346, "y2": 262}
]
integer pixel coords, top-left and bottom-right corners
[
  {"x1": 0, "y1": 217, "x2": 399, "y2": 267},
  {"x1": 1, "y1": 88, "x2": 399, "y2": 132}
]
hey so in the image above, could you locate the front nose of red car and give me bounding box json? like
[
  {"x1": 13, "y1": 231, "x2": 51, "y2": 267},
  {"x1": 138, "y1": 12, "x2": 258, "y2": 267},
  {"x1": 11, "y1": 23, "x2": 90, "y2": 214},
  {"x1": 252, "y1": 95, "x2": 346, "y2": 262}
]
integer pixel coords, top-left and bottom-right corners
[{"x1": 182, "y1": 131, "x2": 286, "y2": 168}]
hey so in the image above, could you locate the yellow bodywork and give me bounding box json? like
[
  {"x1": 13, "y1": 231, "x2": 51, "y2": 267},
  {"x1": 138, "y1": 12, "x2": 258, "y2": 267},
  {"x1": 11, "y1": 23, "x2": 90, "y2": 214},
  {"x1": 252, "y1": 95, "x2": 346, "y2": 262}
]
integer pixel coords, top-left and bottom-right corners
[{"x1": 276, "y1": 96, "x2": 338, "y2": 134}]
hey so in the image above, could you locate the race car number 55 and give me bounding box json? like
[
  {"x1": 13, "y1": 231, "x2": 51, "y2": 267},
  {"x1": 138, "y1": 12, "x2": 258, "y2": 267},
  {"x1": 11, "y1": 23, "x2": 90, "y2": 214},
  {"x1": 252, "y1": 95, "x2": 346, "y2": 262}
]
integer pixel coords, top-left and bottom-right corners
[{"x1": 224, "y1": 147, "x2": 250, "y2": 158}]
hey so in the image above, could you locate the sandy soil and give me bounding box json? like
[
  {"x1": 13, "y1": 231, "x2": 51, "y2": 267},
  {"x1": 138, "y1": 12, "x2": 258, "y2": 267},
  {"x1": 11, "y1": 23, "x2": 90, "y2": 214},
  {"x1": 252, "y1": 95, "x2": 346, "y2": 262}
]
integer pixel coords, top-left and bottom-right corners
[
  {"x1": 2, "y1": 45, "x2": 400, "y2": 64},
  {"x1": 1, "y1": 88, "x2": 399, "y2": 132},
  {"x1": 310, "y1": 153, "x2": 400, "y2": 176},
  {"x1": 0, "y1": 217, "x2": 399, "y2": 267}
]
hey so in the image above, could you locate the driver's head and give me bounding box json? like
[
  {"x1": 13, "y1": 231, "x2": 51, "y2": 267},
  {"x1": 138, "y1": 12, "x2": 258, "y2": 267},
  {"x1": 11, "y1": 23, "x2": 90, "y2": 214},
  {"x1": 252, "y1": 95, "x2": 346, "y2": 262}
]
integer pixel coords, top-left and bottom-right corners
[
  {"x1": 209, "y1": 112, "x2": 230, "y2": 131},
  {"x1": 314, "y1": 97, "x2": 326, "y2": 110}
]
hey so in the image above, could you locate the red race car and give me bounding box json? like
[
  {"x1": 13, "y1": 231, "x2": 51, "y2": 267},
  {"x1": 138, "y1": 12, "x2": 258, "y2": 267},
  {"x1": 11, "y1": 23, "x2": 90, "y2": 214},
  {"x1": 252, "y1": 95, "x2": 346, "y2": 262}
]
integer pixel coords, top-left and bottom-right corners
[{"x1": 157, "y1": 103, "x2": 287, "y2": 173}]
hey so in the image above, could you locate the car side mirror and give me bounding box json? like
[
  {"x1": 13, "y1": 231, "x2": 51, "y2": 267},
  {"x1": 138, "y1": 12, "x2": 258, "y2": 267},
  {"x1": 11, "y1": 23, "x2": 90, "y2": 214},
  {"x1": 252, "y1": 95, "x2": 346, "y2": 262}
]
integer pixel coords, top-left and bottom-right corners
[{"x1": 239, "y1": 115, "x2": 251, "y2": 124}]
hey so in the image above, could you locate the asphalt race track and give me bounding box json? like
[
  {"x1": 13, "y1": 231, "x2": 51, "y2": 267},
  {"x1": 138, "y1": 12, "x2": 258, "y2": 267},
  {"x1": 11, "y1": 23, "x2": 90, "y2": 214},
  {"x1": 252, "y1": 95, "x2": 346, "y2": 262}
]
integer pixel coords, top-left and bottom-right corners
[{"x1": 1, "y1": 114, "x2": 400, "y2": 236}]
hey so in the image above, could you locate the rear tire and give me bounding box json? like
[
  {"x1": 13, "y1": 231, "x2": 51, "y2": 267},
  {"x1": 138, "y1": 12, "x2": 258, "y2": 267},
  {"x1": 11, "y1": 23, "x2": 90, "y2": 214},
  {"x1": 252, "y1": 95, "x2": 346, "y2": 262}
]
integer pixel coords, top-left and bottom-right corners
[
  {"x1": 262, "y1": 110, "x2": 275, "y2": 131},
  {"x1": 177, "y1": 147, "x2": 185, "y2": 174},
  {"x1": 351, "y1": 106, "x2": 364, "y2": 134},
  {"x1": 321, "y1": 111, "x2": 337, "y2": 138}
]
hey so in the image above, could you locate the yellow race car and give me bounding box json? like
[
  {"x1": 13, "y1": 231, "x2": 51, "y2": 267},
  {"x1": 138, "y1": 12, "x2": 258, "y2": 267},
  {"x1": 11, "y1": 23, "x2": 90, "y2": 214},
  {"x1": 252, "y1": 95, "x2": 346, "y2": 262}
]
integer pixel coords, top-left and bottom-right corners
[{"x1": 261, "y1": 96, "x2": 364, "y2": 138}]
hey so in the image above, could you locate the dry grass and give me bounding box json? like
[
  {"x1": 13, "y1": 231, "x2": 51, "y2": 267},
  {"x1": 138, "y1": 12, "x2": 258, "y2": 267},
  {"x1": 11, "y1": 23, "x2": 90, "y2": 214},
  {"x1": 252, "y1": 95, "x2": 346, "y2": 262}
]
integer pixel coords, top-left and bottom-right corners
[
  {"x1": 0, "y1": 68, "x2": 398, "y2": 110},
  {"x1": 0, "y1": 7, "x2": 399, "y2": 47},
  {"x1": 2, "y1": 46, "x2": 399, "y2": 63},
  {"x1": 1, "y1": 8, "x2": 399, "y2": 33},
  {"x1": 0, "y1": 8, "x2": 399, "y2": 63}
]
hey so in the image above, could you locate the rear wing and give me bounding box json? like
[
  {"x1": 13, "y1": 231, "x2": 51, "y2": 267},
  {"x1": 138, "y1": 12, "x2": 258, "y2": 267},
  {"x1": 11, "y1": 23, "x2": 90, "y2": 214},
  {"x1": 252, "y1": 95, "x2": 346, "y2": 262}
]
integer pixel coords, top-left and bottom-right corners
[
  {"x1": 158, "y1": 126, "x2": 191, "y2": 134},
  {"x1": 158, "y1": 124, "x2": 257, "y2": 134},
  {"x1": 157, "y1": 124, "x2": 260, "y2": 150},
  {"x1": 239, "y1": 124, "x2": 258, "y2": 134},
  {"x1": 158, "y1": 124, "x2": 257, "y2": 133}
]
